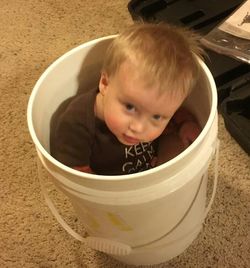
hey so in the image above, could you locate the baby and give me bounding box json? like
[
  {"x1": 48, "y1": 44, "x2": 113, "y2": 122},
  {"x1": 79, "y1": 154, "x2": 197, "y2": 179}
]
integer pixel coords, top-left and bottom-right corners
[{"x1": 50, "y1": 23, "x2": 203, "y2": 175}]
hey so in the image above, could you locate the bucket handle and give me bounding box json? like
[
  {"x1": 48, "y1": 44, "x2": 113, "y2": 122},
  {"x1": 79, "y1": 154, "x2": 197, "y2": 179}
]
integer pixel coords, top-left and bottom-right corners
[
  {"x1": 37, "y1": 156, "x2": 132, "y2": 256},
  {"x1": 37, "y1": 139, "x2": 219, "y2": 256},
  {"x1": 203, "y1": 138, "x2": 219, "y2": 220}
]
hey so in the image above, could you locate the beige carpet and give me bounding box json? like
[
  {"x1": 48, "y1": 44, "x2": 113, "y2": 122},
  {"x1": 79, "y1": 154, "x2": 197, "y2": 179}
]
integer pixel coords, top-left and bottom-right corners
[{"x1": 0, "y1": 1, "x2": 249, "y2": 267}]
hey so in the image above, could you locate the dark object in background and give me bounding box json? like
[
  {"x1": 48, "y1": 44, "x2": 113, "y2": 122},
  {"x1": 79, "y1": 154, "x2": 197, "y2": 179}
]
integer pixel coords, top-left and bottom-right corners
[
  {"x1": 221, "y1": 81, "x2": 250, "y2": 154},
  {"x1": 128, "y1": 0, "x2": 250, "y2": 154},
  {"x1": 128, "y1": 0, "x2": 243, "y2": 34}
]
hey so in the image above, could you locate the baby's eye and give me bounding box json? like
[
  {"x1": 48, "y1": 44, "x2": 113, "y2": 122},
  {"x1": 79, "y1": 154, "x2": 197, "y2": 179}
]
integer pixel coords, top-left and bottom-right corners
[
  {"x1": 152, "y1": 114, "x2": 162, "y2": 120},
  {"x1": 125, "y1": 103, "x2": 135, "y2": 111}
]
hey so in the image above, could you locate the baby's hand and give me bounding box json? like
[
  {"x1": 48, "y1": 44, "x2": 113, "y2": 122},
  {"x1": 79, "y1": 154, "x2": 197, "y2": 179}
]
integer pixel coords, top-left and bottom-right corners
[
  {"x1": 73, "y1": 165, "x2": 94, "y2": 173},
  {"x1": 173, "y1": 107, "x2": 201, "y2": 148},
  {"x1": 179, "y1": 121, "x2": 201, "y2": 148}
]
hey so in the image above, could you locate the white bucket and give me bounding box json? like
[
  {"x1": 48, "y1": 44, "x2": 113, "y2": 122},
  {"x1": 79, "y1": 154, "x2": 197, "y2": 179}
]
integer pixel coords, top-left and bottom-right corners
[{"x1": 27, "y1": 35, "x2": 219, "y2": 266}]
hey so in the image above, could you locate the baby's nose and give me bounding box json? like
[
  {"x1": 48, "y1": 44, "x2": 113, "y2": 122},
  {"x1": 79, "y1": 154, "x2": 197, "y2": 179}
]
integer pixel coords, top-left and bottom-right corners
[{"x1": 129, "y1": 119, "x2": 145, "y2": 133}]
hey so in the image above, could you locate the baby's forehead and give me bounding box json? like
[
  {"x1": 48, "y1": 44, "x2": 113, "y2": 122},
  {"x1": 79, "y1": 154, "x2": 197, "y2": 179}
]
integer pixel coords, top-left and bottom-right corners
[{"x1": 114, "y1": 57, "x2": 189, "y2": 99}]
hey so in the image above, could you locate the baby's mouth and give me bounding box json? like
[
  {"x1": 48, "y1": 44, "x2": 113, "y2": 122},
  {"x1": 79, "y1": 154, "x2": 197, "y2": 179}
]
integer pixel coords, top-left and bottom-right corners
[{"x1": 123, "y1": 134, "x2": 140, "y2": 145}]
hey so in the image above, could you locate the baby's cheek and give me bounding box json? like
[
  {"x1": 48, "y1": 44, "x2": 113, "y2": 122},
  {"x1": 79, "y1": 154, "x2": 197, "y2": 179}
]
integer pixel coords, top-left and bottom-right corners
[{"x1": 106, "y1": 113, "x2": 124, "y2": 132}]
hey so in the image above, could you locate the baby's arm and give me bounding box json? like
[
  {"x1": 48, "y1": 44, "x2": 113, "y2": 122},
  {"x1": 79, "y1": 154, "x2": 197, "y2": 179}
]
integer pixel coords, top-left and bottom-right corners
[
  {"x1": 73, "y1": 165, "x2": 94, "y2": 173},
  {"x1": 156, "y1": 107, "x2": 201, "y2": 165}
]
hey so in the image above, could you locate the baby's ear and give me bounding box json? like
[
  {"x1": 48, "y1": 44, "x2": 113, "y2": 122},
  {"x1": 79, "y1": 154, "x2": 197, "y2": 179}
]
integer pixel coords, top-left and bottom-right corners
[{"x1": 99, "y1": 71, "x2": 109, "y2": 95}]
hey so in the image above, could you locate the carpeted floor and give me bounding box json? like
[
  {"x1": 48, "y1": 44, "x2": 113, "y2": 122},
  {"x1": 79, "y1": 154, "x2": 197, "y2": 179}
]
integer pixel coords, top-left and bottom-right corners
[{"x1": 0, "y1": 1, "x2": 249, "y2": 267}]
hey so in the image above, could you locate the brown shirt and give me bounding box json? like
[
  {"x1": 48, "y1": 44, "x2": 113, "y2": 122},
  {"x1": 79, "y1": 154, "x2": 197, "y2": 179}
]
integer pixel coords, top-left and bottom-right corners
[{"x1": 50, "y1": 88, "x2": 158, "y2": 175}]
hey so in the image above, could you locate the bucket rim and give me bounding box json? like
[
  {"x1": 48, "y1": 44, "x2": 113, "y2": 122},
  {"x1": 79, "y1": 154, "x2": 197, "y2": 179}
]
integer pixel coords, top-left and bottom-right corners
[{"x1": 27, "y1": 35, "x2": 218, "y2": 182}]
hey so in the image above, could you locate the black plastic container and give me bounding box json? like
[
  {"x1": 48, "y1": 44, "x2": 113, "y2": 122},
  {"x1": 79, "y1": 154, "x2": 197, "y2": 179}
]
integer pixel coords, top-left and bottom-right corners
[
  {"x1": 128, "y1": 0, "x2": 250, "y2": 154},
  {"x1": 221, "y1": 78, "x2": 250, "y2": 154},
  {"x1": 128, "y1": 0, "x2": 243, "y2": 33}
]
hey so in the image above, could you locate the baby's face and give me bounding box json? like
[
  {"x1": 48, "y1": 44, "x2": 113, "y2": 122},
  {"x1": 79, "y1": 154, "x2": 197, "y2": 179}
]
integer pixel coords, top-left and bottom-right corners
[{"x1": 97, "y1": 60, "x2": 185, "y2": 145}]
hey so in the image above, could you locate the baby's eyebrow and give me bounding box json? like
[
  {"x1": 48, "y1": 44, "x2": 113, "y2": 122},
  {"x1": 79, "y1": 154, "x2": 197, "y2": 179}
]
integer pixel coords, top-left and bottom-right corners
[{"x1": 161, "y1": 115, "x2": 170, "y2": 120}]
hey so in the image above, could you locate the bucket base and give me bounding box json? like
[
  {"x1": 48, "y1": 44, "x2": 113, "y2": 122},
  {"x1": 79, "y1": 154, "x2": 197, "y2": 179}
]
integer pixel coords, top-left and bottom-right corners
[{"x1": 112, "y1": 225, "x2": 202, "y2": 266}]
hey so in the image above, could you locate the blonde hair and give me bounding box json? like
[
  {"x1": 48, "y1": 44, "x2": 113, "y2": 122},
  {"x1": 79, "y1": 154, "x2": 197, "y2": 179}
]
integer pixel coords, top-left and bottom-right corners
[{"x1": 102, "y1": 22, "x2": 204, "y2": 98}]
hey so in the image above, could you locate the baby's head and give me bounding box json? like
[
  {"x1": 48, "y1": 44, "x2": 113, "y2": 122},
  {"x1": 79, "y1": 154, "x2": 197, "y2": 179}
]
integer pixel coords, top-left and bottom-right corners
[
  {"x1": 102, "y1": 22, "x2": 203, "y2": 98},
  {"x1": 97, "y1": 23, "x2": 204, "y2": 145}
]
